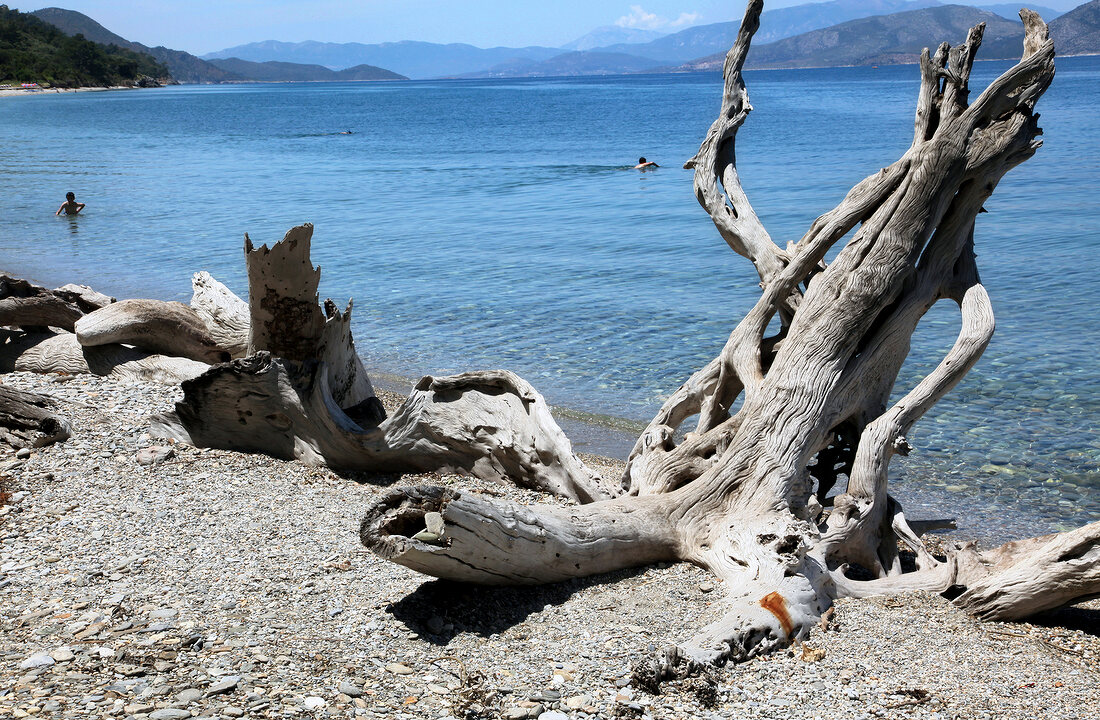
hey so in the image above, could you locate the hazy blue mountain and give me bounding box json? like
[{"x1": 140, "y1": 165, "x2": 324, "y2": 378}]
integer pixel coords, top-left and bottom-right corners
[
  {"x1": 203, "y1": 40, "x2": 562, "y2": 79},
  {"x1": 560, "y1": 26, "x2": 667, "y2": 51},
  {"x1": 675, "y1": 5, "x2": 1027, "y2": 71},
  {"x1": 593, "y1": 0, "x2": 946, "y2": 63},
  {"x1": 586, "y1": 1, "x2": 1067, "y2": 64},
  {"x1": 31, "y1": 7, "x2": 239, "y2": 83},
  {"x1": 755, "y1": 0, "x2": 946, "y2": 43},
  {"x1": 462, "y1": 51, "x2": 663, "y2": 78},
  {"x1": 1048, "y1": 0, "x2": 1100, "y2": 54},
  {"x1": 973, "y1": 3, "x2": 1064, "y2": 21},
  {"x1": 207, "y1": 57, "x2": 405, "y2": 82}
]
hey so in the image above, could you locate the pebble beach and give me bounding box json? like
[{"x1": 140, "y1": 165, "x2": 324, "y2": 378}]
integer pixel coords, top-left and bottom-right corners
[
  {"x1": 0, "y1": 370, "x2": 1098, "y2": 720},
  {"x1": 0, "y1": 87, "x2": 138, "y2": 98}
]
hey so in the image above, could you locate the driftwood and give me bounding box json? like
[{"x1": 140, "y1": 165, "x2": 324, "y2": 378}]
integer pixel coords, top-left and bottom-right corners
[
  {"x1": 75, "y1": 299, "x2": 231, "y2": 364},
  {"x1": 190, "y1": 271, "x2": 249, "y2": 358},
  {"x1": 0, "y1": 275, "x2": 114, "y2": 331},
  {"x1": 0, "y1": 330, "x2": 209, "y2": 385},
  {"x1": 0, "y1": 275, "x2": 211, "y2": 385},
  {"x1": 145, "y1": 0, "x2": 1096, "y2": 682},
  {"x1": 359, "y1": 2, "x2": 1098, "y2": 681},
  {"x1": 0, "y1": 385, "x2": 71, "y2": 449},
  {"x1": 0, "y1": 274, "x2": 240, "y2": 382},
  {"x1": 54, "y1": 284, "x2": 115, "y2": 313}
]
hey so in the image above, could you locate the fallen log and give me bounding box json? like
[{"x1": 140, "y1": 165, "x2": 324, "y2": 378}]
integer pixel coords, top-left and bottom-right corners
[
  {"x1": 0, "y1": 385, "x2": 71, "y2": 449},
  {"x1": 0, "y1": 275, "x2": 113, "y2": 331},
  {"x1": 1, "y1": 330, "x2": 208, "y2": 385},
  {"x1": 75, "y1": 298, "x2": 231, "y2": 364}
]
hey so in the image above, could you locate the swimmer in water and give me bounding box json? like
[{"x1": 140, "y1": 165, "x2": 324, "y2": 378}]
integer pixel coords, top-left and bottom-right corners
[
  {"x1": 55, "y1": 191, "x2": 85, "y2": 216},
  {"x1": 635, "y1": 156, "x2": 658, "y2": 169}
]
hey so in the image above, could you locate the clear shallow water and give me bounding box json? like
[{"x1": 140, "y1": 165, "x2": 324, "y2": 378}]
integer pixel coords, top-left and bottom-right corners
[{"x1": 2, "y1": 58, "x2": 1098, "y2": 541}]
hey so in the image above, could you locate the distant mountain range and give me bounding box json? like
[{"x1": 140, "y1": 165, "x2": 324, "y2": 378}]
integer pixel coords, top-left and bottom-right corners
[
  {"x1": 202, "y1": 1, "x2": 1078, "y2": 80},
  {"x1": 204, "y1": 40, "x2": 562, "y2": 80},
  {"x1": 211, "y1": 1, "x2": 937, "y2": 76},
  {"x1": 27, "y1": 2, "x2": 1100, "y2": 85},
  {"x1": 683, "y1": 5, "x2": 1027, "y2": 71},
  {"x1": 679, "y1": 1, "x2": 1098, "y2": 71},
  {"x1": 1052, "y1": 0, "x2": 1100, "y2": 53},
  {"x1": 559, "y1": 26, "x2": 668, "y2": 51}
]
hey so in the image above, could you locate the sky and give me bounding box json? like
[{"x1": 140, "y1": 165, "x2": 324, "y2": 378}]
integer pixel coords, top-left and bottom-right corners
[
  {"x1": 20, "y1": 1, "x2": 1084, "y2": 55},
  {"x1": 21, "y1": 1, "x2": 815, "y2": 54}
]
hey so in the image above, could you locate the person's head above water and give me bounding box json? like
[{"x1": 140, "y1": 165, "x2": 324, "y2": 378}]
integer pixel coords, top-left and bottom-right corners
[
  {"x1": 638, "y1": 157, "x2": 647, "y2": 164},
  {"x1": 57, "y1": 191, "x2": 86, "y2": 215}
]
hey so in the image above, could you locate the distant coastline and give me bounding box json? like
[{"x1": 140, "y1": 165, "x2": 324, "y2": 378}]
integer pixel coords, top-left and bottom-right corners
[
  {"x1": 4, "y1": 51, "x2": 1099, "y2": 94},
  {"x1": 0, "y1": 85, "x2": 149, "y2": 99}
]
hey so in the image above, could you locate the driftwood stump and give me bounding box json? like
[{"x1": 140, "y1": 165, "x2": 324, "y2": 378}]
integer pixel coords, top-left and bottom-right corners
[{"x1": 152, "y1": 225, "x2": 612, "y2": 503}]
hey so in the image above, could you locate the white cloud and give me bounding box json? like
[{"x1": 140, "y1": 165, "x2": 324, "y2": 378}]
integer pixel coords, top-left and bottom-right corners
[
  {"x1": 670, "y1": 12, "x2": 701, "y2": 27},
  {"x1": 615, "y1": 5, "x2": 700, "y2": 31}
]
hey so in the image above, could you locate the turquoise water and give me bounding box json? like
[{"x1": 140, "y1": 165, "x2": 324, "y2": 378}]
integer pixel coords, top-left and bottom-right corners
[{"x1": 1, "y1": 58, "x2": 1098, "y2": 540}]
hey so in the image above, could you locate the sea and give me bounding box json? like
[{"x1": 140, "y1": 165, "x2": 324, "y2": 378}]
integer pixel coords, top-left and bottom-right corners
[{"x1": 2, "y1": 57, "x2": 1098, "y2": 543}]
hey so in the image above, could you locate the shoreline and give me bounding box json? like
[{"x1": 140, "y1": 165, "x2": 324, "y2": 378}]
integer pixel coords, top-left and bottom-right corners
[
  {"x1": 0, "y1": 86, "x2": 148, "y2": 99},
  {"x1": 0, "y1": 370, "x2": 1097, "y2": 719},
  {"x1": 5, "y1": 54, "x2": 1096, "y2": 93}
]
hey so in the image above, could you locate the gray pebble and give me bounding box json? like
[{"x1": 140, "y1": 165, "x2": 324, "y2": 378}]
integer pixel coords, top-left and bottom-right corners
[
  {"x1": 338, "y1": 681, "x2": 362, "y2": 698},
  {"x1": 149, "y1": 710, "x2": 192, "y2": 720},
  {"x1": 18, "y1": 653, "x2": 54, "y2": 669},
  {"x1": 205, "y1": 676, "x2": 240, "y2": 696},
  {"x1": 175, "y1": 688, "x2": 203, "y2": 704}
]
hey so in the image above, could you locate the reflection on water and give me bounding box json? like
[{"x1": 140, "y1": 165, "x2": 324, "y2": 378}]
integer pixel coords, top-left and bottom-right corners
[{"x1": 1, "y1": 61, "x2": 1098, "y2": 542}]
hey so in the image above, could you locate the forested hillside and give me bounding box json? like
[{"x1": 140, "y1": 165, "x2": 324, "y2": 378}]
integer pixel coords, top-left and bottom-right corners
[{"x1": 0, "y1": 5, "x2": 166, "y2": 87}]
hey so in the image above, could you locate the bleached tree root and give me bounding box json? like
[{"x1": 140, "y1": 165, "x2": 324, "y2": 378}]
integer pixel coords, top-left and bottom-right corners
[
  {"x1": 75, "y1": 298, "x2": 232, "y2": 364},
  {"x1": 361, "y1": 485, "x2": 675, "y2": 583},
  {"x1": 953, "y1": 522, "x2": 1100, "y2": 619},
  {"x1": 356, "y1": 1, "x2": 1099, "y2": 685},
  {"x1": 0, "y1": 385, "x2": 71, "y2": 449},
  {"x1": 0, "y1": 330, "x2": 209, "y2": 385}
]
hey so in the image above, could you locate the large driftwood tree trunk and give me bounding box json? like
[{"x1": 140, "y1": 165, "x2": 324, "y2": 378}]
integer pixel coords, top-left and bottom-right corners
[
  {"x1": 147, "y1": 0, "x2": 1098, "y2": 683},
  {"x1": 359, "y1": 1, "x2": 1099, "y2": 681}
]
